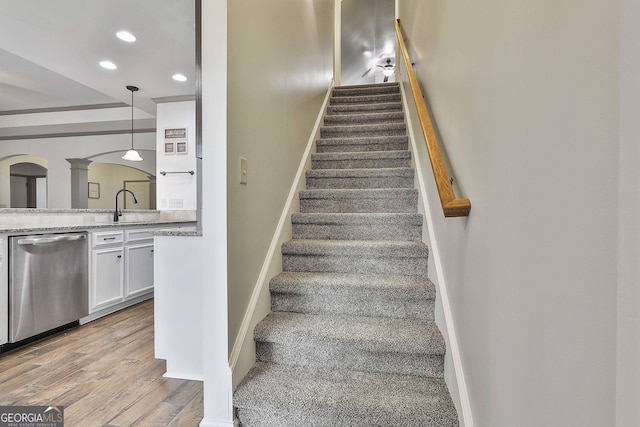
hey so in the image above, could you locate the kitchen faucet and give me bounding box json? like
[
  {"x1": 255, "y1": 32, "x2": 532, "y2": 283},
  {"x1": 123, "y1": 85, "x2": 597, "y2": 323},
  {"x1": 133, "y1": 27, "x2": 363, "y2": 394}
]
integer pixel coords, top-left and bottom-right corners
[{"x1": 114, "y1": 189, "x2": 138, "y2": 222}]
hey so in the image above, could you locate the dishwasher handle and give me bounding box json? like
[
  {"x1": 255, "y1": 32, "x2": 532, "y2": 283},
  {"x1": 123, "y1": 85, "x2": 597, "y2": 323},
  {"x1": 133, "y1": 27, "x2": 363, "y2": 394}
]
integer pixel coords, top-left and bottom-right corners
[{"x1": 17, "y1": 234, "x2": 87, "y2": 246}]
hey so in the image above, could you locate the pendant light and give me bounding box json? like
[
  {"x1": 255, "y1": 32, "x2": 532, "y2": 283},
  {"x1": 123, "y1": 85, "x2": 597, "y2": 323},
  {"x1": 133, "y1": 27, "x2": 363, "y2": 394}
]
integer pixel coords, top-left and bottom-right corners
[{"x1": 122, "y1": 85, "x2": 143, "y2": 161}]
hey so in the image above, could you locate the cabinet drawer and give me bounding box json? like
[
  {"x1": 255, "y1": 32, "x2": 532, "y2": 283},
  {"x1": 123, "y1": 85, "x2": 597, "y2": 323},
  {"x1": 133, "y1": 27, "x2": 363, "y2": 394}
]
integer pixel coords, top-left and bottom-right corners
[
  {"x1": 93, "y1": 231, "x2": 124, "y2": 247},
  {"x1": 125, "y1": 229, "x2": 155, "y2": 243}
]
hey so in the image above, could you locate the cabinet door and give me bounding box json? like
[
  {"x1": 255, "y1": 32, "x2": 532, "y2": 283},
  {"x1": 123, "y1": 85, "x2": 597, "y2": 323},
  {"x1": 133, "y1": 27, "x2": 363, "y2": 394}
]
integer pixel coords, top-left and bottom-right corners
[
  {"x1": 125, "y1": 243, "x2": 154, "y2": 299},
  {"x1": 91, "y1": 247, "x2": 124, "y2": 311}
]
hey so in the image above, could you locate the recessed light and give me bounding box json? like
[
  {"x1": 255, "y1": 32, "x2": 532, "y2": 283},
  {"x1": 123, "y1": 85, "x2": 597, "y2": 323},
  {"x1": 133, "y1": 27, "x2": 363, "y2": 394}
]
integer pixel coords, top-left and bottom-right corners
[
  {"x1": 100, "y1": 60, "x2": 117, "y2": 70},
  {"x1": 172, "y1": 73, "x2": 187, "y2": 82},
  {"x1": 116, "y1": 31, "x2": 136, "y2": 42}
]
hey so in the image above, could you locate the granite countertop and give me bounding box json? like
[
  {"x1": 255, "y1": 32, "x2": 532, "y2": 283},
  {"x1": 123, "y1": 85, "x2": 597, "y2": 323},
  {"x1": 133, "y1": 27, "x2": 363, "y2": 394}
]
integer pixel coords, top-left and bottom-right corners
[
  {"x1": 154, "y1": 227, "x2": 202, "y2": 237},
  {"x1": 0, "y1": 208, "x2": 159, "y2": 214},
  {"x1": 0, "y1": 220, "x2": 196, "y2": 234},
  {"x1": 0, "y1": 208, "x2": 196, "y2": 234}
]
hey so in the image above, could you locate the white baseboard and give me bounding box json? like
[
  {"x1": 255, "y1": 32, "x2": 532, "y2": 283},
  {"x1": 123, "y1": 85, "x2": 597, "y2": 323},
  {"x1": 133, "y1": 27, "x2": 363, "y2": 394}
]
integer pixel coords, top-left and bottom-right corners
[
  {"x1": 228, "y1": 82, "x2": 335, "y2": 386},
  {"x1": 79, "y1": 292, "x2": 153, "y2": 325},
  {"x1": 162, "y1": 371, "x2": 203, "y2": 382},
  {"x1": 199, "y1": 419, "x2": 236, "y2": 427},
  {"x1": 400, "y1": 82, "x2": 475, "y2": 427}
]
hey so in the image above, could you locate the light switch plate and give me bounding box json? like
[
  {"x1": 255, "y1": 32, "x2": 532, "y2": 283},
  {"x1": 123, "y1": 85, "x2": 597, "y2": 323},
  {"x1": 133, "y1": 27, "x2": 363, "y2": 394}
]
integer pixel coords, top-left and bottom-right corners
[{"x1": 239, "y1": 157, "x2": 247, "y2": 184}]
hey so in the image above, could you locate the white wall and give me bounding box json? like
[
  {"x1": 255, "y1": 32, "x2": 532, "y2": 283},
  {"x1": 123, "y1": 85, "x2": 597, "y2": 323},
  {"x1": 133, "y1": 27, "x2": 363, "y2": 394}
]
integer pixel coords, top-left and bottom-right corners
[
  {"x1": 617, "y1": 0, "x2": 640, "y2": 425},
  {"x1": 398, "y1": 1, "x2": 619, "y2": 426},
  {"x1": 156, "y1": 101, "x2": 197, "y2": 210},
  {"x1": 0, "y1": 132, "x2": 155, "y2": 208},
  {"x1": 226, "y1": 0, "x2": 333, "y2": 361}
]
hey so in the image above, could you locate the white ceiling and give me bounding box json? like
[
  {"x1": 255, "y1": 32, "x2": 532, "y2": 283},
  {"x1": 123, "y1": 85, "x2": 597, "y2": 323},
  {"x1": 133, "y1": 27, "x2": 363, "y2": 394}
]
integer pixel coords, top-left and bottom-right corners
[{"x1": 0, "y1": 0, "x2": 195, "y2": 117}]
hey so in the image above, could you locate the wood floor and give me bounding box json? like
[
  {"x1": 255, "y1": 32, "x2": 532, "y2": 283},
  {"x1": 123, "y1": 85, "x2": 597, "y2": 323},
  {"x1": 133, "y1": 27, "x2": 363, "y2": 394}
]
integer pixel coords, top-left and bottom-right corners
[{"x1": 0, "y1": 300, "x2": 203, "y2": 427}]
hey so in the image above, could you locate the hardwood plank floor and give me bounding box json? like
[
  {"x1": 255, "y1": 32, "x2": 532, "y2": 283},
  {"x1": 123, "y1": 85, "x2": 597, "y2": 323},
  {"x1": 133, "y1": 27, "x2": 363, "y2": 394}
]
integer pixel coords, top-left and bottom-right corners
[{"x1": 0, "y1": 300, "x2": 203, "y2": 426}]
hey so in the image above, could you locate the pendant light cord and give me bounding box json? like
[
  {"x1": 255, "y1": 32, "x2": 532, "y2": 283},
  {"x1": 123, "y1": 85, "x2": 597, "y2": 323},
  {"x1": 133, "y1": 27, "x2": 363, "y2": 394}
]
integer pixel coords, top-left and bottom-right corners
[
  {"x1": 130, "y1": 88, "x2": 134, "y2": 149},
  {"x1": 126, "y1": 85, "x2": 139, "y2": 150},
  {"x1": 122, "y1": 85, "x2": 142, "y2": 161}
]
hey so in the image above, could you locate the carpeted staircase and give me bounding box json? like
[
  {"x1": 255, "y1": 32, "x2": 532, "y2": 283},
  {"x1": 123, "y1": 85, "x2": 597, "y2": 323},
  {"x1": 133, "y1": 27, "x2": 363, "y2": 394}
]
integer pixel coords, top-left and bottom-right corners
[{"x1": 233, "y1": 82, "x2": 459, "y2": 426}]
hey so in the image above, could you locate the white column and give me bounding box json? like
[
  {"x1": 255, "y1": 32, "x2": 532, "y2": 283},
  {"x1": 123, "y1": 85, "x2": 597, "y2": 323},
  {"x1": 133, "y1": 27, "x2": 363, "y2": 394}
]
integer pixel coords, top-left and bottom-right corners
[
  {"x1": 66, "y1": 158, "x2": 92, "y2": 209},
  {"x1": 200, "y1": 0, "x2": 233, "y2": 426}
]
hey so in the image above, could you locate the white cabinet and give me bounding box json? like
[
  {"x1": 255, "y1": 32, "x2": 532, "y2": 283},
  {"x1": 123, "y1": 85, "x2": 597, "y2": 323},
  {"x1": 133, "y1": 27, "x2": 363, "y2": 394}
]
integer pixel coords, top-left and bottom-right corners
[
  {"x1": 89, "y1": 228, "x2": 156, "y2": 315},
  {"x1": 125, "y1": 243, "x2": 154, "y2": 298},
  {"x1": 92, "y1": 246, "x2": 124, "y2": 309}
]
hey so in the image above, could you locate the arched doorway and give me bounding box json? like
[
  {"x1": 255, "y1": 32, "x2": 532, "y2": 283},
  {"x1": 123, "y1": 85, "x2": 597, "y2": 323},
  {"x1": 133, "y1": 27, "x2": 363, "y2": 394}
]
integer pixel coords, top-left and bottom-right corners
[
  {"x1": 0, "y1": 155, "x2": 49, "y2": 208},
  {"x1": 10, "y1": 162, "x2": 48, "y2": 208}
]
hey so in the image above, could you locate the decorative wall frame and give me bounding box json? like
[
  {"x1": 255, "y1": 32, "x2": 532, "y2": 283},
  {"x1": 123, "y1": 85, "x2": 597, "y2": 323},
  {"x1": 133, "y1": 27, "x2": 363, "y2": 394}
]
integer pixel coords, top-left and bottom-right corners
[
  {"x1": 165, "y1": 128, "x2": 187, "y2": 139},
  {"x1": 88, "y1": 182, "x2": 100, "y2": 199},
  {"x1": 164, "y1": 142, "x2": 175, "y2": 154},
  {"x1": 176, "y1": 141, "x2": 188, "y2": 154}
]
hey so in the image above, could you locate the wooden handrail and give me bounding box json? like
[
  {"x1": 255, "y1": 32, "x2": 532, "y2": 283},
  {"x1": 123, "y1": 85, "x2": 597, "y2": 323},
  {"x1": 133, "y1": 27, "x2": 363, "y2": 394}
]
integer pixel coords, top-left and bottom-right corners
[{"x1": 394, "y1": 19, "x2": 471, "y2": 217}]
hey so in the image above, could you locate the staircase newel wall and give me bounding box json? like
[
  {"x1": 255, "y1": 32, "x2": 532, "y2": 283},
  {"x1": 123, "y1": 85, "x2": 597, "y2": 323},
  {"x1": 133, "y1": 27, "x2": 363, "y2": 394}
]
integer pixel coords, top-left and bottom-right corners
[
  {"x1": 201, "y1": 1, "x2": 232, "y2": 426},
  {"x1": 225, "y1": 0, "x2": 335, "y2": 392}
]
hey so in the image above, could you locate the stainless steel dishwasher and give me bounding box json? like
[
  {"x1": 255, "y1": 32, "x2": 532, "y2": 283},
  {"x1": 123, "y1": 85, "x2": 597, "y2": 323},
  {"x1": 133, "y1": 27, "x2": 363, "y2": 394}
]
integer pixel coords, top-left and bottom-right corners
[{"x1": 9, "y1": 232, "x2": 88, "y2": 343}]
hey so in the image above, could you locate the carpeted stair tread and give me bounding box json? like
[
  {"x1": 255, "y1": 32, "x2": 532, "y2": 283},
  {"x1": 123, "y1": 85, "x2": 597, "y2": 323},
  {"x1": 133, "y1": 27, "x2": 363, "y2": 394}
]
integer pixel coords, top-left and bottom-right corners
[
  {"x1": 311, "y1": 152, "x2": 411, "y2": 169},
  {"x1": 291, "y1": 212, "x2": 422, "y2": 226},
  {"x1": 291, "y1": 212, "x2": 422, "y2": 240},
  {"x1": 306, "y1": 167, "x2": 413, "y2": 178},
  {"x1": 327, "y1": 101, "x2": 403, "y2": 115},
  {"x1": 300, "y1": 188, "x2": 418, "y2": 199},
  {"x1": 269, "y1": 272, "x2": 435, "y2": 320},
  {"x1": 282, "y1": 240, "x2": 427, "y2": 276},
  {"x1": 333, "y1": 82, "x2": 399, "y2": 89},
  {"x1": 312, "y1": 150, "x2": 411, "y2": 163},
  {"x1": 281, "y1": 240, "x2": 428, "y2": 276},
  {"x1": 281, "y1": 239, "x2": 428, "y2": 258},
  {"x1": 255, "y1": 311, "x2": 445, "y2": 354},
  {"x1": 299, "y1": 188, "x2": 418, "y2": 213},
  {"x1": 254, "y1": 312, "x2": 446, "y2": 376},
  {"x1": 332, "y1": 83, "x2": 400, "y2": 97},
  {"x1": 269, "y1": 272, "x2": 435, "y2": 321},
  {"x1": 270, "y1": 271, "x2": 435, "y2": 299},
  {"x1": 324, "y1": 111, "x2": 405, "y2": 125},
  {"x1": 305, "y1": 168, "x2": 414, "y2": 189},
  {"x1": 321, "y1": 122, "x2": 406, "y2": 138},
  {"x1": 234, "y1": 362, "x2": 459, "y2": 427},
  {"x1": 329, "y1": 92, "x2": 402, "y2": 105},
  {"x1": 316, "y1": 135, "x2": 408, "y2": 153}
]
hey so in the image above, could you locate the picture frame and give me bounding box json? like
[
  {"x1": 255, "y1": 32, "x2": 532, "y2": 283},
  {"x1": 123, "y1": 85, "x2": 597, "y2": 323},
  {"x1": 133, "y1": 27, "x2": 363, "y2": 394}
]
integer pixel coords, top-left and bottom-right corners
[
  {"x1": 165, "y1": 128, "x2": 187, "y2": 139},
  {"x1": 164, "y1": 142, "x2": 175, "y2": 154},
  {"x1": 176, "y1": 141, "x2": 188, "y2": 154},
  {"x1": 88, "y1": 182, "x2": 100, "y2": 199}
]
